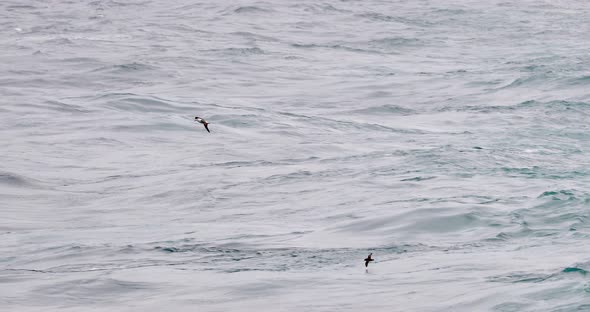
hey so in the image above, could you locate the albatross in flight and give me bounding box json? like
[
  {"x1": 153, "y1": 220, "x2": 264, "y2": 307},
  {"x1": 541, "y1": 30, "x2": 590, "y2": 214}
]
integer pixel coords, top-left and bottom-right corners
[
  {"x1": 364, "y1": 253, "x2": 374, "y2": 267},
  {"x1": 195, "y1": 116, "x2": 210, "y2": 133}
]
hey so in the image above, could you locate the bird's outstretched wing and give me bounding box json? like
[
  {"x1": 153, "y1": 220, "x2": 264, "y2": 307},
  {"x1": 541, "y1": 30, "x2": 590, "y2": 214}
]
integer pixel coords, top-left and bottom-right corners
[{"x1": 204, "y1": 124, "x2": 210, "y2": 133}]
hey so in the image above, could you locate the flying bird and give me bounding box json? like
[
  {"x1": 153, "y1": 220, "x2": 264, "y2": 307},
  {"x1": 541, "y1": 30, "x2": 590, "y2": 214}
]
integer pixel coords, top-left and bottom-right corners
[
  {"x1": 195, "y1": 116, "x2": 210, "y2": 133},
  {"x1": 364, "y1": 253, "x2": 374, "y2": 267}
]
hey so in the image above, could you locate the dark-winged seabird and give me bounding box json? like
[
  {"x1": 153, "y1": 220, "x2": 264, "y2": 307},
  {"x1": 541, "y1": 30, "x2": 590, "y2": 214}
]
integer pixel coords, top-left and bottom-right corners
[
  {"x1": 364, "y1": 253, "x2": 374, "y2": 267},
  {"x1": 195, "y1": 116, "x2": 210, "y2": 133}
]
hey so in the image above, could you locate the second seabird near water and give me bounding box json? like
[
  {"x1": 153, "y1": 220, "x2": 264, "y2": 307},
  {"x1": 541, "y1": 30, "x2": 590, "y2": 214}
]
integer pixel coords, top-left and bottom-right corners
[
  {"x1": 364, "y1": 253, "x2": 374, "y2": 267},
  {"x1": 194, "y1": 116, "x2": 210, "y2": 133}
]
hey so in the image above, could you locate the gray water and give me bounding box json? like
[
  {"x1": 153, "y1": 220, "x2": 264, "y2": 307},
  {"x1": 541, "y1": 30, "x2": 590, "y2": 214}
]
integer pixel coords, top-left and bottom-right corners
[{"x1": 2, "y1": 0, "x2": 590, "y2": 311}]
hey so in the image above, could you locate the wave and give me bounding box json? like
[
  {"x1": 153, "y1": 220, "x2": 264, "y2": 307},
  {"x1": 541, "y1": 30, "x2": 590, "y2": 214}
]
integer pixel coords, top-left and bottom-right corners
[
  {"x1": 43, "y1": 100, "x2": 92, "y2": 113},
  {"x1": 0, "y1": 171, "x2": 37, "y2": 188},
  {"x1": 369, "y1": 37, "x2": 423, "y2": 48},
  {"x1": 6, "y1": 5, "x2": 37, "y2": 10},
  {"x1": 442, "y1": 100, "x2": 590, "y2": 114},
  {"x1": 291, "y1": 43, "x2": 383, "y2": 55},
  {"x1": 202, "y1": 47, "x2": 265, "y2": 56},
  {"x1": 151, "y1": 242, "x2": 419, "y2": 272},
  {"x1": 292, "y1": 37, "x2": 424, "y2": 55},
  {"x1": 569, "y1": 75, "x2": 590, "y2": 85},
  {"x1": 90, "y1": 62, "x2": 157, "y2": 74},
  {"x1": 222, "y1": 6, "x2": 272, "y2": 15},
  {"x1": 489, "y1": 262, "x2": 590, "y2": 285},
  {"x1": 355, "y1": 12, "x2": 434, "y2": 27},
  {"x1": 290, "y1": 3, "x2": 350, "y2": 14},
  {"x1": 499, "y1": 167, "x2": 589, "y2": 180},
  {"x1": 98, "y1": 0, "x2": 151, "y2": 7},
  {"x1": 355, "y1": 12, "x2": 401, "y2": 23},
  {"x1": 32, "y1": 277, "x2": 151, "y2": 304},
  {"x1": 349, "y1": 104, "x2": 416, "y2": 115},
  {"x1": 90, "y1": 93, "x2": 195, "y2": 113},
  {"x1": 230, "y1": 32, "x2": 279, "y2": 42}
]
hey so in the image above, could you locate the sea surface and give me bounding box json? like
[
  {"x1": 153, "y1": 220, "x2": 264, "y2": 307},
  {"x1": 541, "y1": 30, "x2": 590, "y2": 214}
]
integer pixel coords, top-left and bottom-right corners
[{"x1": 2, "y1": 0, "x2": 590, "y2": 311}]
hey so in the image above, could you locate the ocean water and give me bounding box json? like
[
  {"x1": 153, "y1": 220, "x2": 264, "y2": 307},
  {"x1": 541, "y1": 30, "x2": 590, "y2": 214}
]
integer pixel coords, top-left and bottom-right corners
[{"x1": 1, "y1": 0, "x2": 590, "y2": 311}]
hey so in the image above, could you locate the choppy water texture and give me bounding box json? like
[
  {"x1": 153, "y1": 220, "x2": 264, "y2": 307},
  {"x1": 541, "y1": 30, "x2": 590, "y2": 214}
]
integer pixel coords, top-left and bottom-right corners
[{"x1": 2, "y1": 0, "x2": 590, "y2": 311}]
